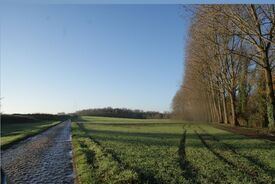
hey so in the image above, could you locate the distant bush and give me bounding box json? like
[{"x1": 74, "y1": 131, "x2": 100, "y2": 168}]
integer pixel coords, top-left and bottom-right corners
[
  {"x1": 1, "y1": 114, "x2": 37, "y2": 124},
  {"x1": 76, "y1": 107, "x2": 170, "y2": 119}
]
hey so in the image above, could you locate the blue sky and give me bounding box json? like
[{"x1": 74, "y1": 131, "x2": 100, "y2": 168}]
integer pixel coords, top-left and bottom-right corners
[{"x1": 1, "y1": 4, "x2": 189, "y2": 114}]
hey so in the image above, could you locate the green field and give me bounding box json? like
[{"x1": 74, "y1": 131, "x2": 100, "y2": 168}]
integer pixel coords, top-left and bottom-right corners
[
  {"x1": 1, "y1": 120, "x2": 59, "y2": 149},
  {"x1": 72, "y1": 116, "x2": 275, "y2": 184}
]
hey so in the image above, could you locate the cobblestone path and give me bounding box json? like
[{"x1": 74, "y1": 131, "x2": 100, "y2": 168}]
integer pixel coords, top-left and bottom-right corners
[{"x1": 1, "y1": 120, "x2": 74, "y2": 184}]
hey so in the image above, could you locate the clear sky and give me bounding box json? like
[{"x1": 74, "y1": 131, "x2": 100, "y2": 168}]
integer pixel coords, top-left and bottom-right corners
[{"x1": 0, "y1": 4, "x2": 189, "y2": 114}]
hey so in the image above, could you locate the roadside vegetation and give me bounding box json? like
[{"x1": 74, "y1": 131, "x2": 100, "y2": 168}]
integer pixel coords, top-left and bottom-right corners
[
  {"x1": 72, "y1": 116, "x2": 275, "y2": 184},
  {"x1": 1, "y1": 114, "x2": 70, "y2": 149}
]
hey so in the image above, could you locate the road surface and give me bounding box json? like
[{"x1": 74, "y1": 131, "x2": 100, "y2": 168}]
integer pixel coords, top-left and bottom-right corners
[{"x1": 1, "y1": 120, "x2": 74, "y2": 184}]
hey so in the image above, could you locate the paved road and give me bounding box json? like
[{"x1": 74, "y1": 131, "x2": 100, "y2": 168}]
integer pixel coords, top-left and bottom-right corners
[{"x1": 1, "y1": 120, "x2": 74, "y2": 184}]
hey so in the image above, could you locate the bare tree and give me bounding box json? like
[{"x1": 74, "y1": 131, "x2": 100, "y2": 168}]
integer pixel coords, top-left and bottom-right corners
[{"x1": 173, "y1": 5, "x2": 274, "y2": 129}]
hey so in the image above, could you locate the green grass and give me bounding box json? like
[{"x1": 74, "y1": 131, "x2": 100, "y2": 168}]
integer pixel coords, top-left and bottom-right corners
[
  {"x1": 1, "y1": 120, "x2": 59, "y2": 149},
  {"x1": 72, "y1": 116, "x2": 275, "y2": 184}
]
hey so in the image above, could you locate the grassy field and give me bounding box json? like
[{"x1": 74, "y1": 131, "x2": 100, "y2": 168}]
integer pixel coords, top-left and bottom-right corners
[
  {"x1": 72, "y1": 116, "x2": 275, "y2": 184},
  {"x1": 1, "y1": 120, "x2": 59, "y2": 149}
]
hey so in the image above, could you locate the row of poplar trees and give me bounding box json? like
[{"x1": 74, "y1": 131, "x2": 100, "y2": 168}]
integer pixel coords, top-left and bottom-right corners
[{"x1": 172, "y1": 5, "x2": 275, "y2": 129}]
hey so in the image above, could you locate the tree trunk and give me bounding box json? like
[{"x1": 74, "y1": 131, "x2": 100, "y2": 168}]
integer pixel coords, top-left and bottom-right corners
[
  {"x1": 229, "y1": 91, "x2": 238, "y2": 126},
  {"x1": 210, "y1": 82, "x2": 219, "y2": 122},
  {"x1": 205, "y1": 95, "x2": 212, "y2": 122},
  {"x1": 222, "y1": 91, "x2": 228, "y2": 124},
  {"x1": 264, "y1": 66, "x2": 275, "y2": 129},
  {"x1": 238, "y1": 59, "x2": 248, "y2": 114},
  {"x1": 217, "y1": 94, "x2": 222, "y2": 123},
  {"x1": 209, "y1": 101, "x2": 215, "y2": 122}
]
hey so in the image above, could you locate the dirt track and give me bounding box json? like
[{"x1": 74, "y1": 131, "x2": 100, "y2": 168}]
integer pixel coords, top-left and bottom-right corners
[{"x1": 1, "y1": 120, "x2": 74, "y2": 184}]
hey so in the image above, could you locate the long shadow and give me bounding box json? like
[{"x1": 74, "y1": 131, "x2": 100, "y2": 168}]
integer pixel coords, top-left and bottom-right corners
[
  {"x1": 81, "y1": 122, "x2": 185, "y2": 126},
  {"x1": 77, "y1": 123, "x2": 181, "y2": 146},
  {"x1": 94, "y1": 136, "x2": 179, "y2": 147},
  {"x1": 77, "y1": 122, "x2": 275, "y2": 182},
  {"x1": 198, "y1": 127, "x2": 275, "y2": 178},
  {"x1": 195, "y1": 131, "x2": 262, "y2": 182},
  {"x1": 77, "y1": 125, "x2": 274, "y2": 150},
  {"x1": 75, "y1": 129, "x2": 274, "y2": 152},
  {"x1": 82, "y1": 127, "x2": 182, "y2": 139},
  {"x1": 178, "y1": 130, "x2": 199, "y2": 183},
  {"x1": 76, "y1": 123, "x2": 164, "y2": 184}
]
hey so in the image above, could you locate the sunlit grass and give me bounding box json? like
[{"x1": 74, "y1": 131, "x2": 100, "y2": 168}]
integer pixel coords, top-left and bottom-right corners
[{"x1": 72, "y1": 116, "x2": 275, "y2": 184}]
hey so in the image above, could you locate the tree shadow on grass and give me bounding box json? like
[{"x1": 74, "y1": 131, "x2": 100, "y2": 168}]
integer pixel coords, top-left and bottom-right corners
[
  {"x1": 76, "y1": 122, "x2": 275, "y2": 182},
  {"x1": 77, "y1": 123, "x2": 165, "y2": 184},
  {"x1": 198, "y1": 127, "x2": 275, "y2": 178},
  {"x1": 178, "y1": 130, "x2": 199, "y2": 183},
  {"x1": 195, "y1": 131, "x2": 268, "y2": 182},
  {"x1": 82, "y1": 128, "x2": 274, "y2": 151}
]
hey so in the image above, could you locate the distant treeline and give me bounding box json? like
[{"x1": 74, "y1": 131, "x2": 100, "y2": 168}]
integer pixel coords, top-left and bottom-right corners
[
  {"x1": 1, "y1": 113, "x2": 72, "y2": 124},
  {"x1": 172, "y1": 5, "x2": 275, "y2": 129},
  {"x1": 76, "y1": 107, "x2": 170, "y2": 119}
]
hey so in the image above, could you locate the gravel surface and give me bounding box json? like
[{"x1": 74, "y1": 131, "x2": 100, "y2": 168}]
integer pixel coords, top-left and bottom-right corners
[{"x1": 1, "y1": 120, "x2": 74, "y2": 184}]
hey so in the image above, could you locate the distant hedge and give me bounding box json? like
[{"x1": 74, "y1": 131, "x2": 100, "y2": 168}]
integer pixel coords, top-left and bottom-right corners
[
  {"x1": 1, "y1": 113, "x2": 72, "y2": 124},
  {"x1": 76, "y1": 107, "x2": 170, "y2": 119}
]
